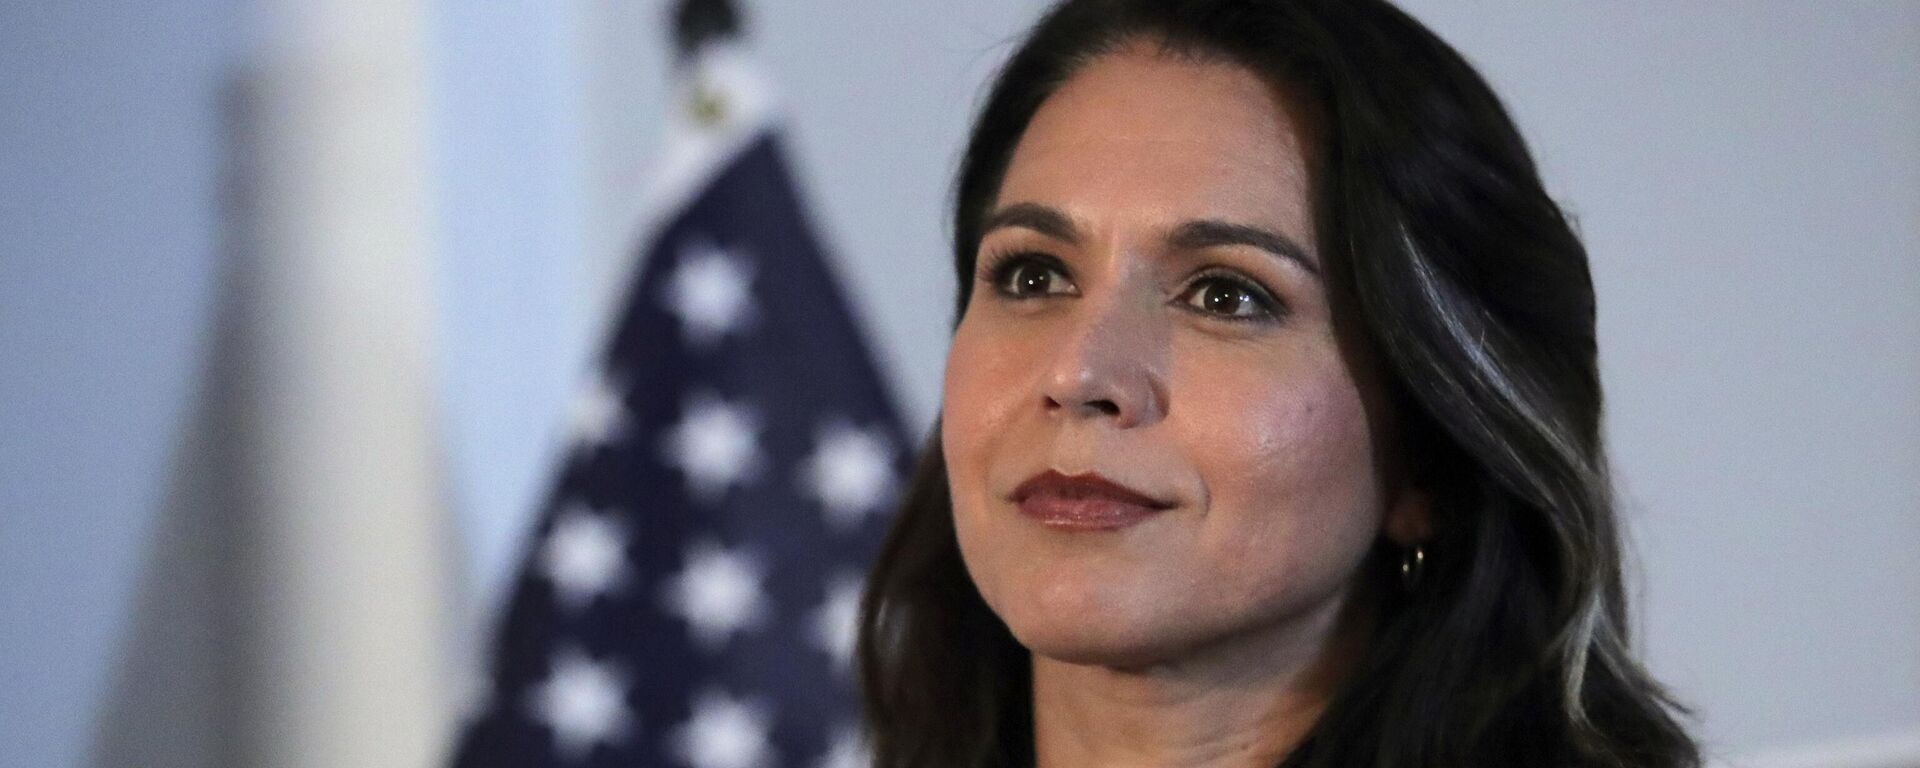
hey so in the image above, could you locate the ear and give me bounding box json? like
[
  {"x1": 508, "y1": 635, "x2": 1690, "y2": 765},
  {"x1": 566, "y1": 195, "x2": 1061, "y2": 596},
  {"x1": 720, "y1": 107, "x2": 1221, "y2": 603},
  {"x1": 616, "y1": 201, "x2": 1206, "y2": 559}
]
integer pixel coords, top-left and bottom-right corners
[{"x1": 1384, "y1": 486, "x2": 1432, "y2": 547}]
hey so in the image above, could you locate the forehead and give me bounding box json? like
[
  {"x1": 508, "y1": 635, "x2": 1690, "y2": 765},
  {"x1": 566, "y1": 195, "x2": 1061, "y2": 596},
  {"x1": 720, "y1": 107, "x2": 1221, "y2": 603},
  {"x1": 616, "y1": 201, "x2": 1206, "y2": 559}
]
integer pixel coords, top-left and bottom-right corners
[{"x1": 997, "y1": 45, "x2": 1318, "y2": 249}]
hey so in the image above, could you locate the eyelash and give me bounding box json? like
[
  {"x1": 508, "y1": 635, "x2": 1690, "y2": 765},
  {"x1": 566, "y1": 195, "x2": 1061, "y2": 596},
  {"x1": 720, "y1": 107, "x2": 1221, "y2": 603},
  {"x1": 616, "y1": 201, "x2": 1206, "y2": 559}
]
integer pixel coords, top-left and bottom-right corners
[
  {"x1": 1183, "y1": 268, "x2": 1285, "y2": 322},
  {"x1": 976, "y1": 250, "x2": 1286, "y2": 323},
  {"x1": 979, "y1": 250, "x2": 1073, "y2": 298}
]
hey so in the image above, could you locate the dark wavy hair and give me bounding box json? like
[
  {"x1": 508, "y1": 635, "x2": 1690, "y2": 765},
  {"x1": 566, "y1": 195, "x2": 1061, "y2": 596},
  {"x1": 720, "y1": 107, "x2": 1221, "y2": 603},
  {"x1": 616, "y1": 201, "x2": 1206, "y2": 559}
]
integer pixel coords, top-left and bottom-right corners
[{"x1": 856, "y1": 1, "x2": 1699, "y2": 766}]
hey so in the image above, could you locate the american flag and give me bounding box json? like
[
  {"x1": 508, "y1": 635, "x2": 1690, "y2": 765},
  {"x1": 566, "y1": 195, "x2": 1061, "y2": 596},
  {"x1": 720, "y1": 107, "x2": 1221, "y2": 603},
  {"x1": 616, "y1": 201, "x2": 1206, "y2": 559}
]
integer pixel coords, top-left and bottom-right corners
[{"x1": 449, "y1": 5, "x2": 911, "y2": 766}]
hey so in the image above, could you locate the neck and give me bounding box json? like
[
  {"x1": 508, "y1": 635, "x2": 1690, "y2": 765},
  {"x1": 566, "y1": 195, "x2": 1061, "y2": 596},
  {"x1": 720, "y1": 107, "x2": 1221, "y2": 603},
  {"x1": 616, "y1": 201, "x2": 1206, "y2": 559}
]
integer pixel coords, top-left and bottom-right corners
[{"x1": 1029, "y1": 586, "x2": 1372, "y2": 768}]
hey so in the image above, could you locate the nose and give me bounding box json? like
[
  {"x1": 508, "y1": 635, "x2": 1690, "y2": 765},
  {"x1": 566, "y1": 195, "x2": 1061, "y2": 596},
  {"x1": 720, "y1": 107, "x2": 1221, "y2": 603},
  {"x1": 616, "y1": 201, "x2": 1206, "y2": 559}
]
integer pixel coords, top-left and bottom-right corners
[{"x1": 1040, "y1": 294, "x2": 1167, "y2": 429}]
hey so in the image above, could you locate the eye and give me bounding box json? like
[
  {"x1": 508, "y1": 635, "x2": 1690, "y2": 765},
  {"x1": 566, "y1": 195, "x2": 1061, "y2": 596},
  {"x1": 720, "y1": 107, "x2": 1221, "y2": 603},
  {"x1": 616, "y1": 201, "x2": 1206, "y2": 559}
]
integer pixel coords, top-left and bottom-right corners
[
  {"x1": 984, "y1": 252, "x2": 1077, "y2": 298},
  {"x1": 1177, "y1": 273, "x2": 1280, "y2": 321}
]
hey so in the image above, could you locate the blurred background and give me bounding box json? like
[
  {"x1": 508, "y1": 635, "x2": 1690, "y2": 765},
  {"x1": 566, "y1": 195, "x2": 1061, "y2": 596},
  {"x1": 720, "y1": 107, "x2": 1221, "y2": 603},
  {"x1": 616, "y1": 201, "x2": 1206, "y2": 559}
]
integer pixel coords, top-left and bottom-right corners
[{"x1": 1, "y1": 1, "x2": 1915, "y2": 767}]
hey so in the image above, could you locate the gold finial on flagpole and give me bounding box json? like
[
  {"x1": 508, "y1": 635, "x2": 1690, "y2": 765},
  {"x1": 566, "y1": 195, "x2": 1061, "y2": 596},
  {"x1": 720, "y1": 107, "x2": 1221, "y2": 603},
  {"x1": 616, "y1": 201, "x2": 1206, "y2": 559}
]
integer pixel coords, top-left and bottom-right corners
[{"x1": 674, "y1": 0, "x2": 742, "y2": 128}]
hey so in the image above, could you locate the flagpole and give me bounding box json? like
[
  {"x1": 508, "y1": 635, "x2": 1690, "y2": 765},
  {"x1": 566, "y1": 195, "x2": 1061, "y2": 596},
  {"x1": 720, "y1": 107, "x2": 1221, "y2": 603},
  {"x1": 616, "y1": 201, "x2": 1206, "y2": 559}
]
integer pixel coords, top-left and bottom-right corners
[{"x1": 224, "y1": 0, "x2": 458, "y2": 764}]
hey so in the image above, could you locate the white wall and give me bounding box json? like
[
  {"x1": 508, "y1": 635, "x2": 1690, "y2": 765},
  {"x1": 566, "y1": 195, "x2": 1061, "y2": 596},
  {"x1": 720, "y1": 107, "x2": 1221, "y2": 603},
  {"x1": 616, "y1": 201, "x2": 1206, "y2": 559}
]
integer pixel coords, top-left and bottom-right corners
[{"x1": 2, "y1": 1, "x2": 1914, "y2": 767}]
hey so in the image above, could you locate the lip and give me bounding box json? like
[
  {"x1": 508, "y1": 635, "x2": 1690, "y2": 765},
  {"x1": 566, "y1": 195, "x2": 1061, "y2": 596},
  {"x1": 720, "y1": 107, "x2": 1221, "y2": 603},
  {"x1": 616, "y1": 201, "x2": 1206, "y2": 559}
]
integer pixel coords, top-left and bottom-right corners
[{"x1": 1010, "y1": 469, "x2": 1175, "y2": 531}]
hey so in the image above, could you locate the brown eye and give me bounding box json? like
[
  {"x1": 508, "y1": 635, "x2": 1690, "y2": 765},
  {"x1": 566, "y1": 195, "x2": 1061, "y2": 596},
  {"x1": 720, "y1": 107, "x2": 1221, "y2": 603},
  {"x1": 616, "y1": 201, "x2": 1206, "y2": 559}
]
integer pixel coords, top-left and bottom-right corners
[
  {"x1": 989, "y1": 255, "x2": 1076, "y2": 298},
  {"x1": 1179, "y1": 275, "x2": 1278, "y2": 321}
]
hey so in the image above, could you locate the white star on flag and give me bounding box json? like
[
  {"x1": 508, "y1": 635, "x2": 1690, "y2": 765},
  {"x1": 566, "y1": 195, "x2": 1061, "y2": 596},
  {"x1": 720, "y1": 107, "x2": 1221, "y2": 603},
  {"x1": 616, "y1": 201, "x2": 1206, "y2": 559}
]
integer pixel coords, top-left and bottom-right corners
[
  {"x1": 808, "y1": 571, "x2": 864, "y2": 672},
  {"x1": 570, "y1": 374, "x2": 628, "y2": 448},
  {"x1": 671, "y1": 689, "x2": 775, "y2": 768},
  {"x1": 529, "y1": 650, "x2": 631, "y2": 760},
  {"x1": 800, "y1": 421, "x2": 896, "y2": 528},
  {"x1": 665, "y1": 239, "x2": 756, "y2": 347},
  {"x1": 662, "y1": 539, "x2": 770, "y2": 649},
  {"x1": 540, "y1": 505, "x2": 630, "y2": 609},
  {"x1": 665, "y1": 394, "x2": 762, "y2": 501},
  {"x1": 815, "y1": 722, "x2": 872, "y2": 768}
]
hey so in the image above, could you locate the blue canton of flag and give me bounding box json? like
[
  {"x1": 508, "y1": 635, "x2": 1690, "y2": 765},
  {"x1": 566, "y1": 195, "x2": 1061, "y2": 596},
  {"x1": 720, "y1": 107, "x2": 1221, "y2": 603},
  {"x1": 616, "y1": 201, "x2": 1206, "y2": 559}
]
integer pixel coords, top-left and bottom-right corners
[{"x1": 450, "y1": 7, "x2": 911, "y2": 766}]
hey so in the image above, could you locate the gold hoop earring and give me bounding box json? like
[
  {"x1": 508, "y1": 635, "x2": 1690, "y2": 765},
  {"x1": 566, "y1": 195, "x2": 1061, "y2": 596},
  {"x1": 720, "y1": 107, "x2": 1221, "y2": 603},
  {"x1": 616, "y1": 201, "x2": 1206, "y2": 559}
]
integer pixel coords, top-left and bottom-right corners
[{"x1": 1400, "y1": 544, "x2": 1426, "y2": 591}]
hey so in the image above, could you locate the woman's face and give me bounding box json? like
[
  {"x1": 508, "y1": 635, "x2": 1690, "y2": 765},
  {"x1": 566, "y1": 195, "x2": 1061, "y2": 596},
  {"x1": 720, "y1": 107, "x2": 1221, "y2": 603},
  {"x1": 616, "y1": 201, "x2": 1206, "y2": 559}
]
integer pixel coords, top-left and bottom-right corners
[{"x1": 942, "y1": 47, "x2": 1425, "y2": 668}]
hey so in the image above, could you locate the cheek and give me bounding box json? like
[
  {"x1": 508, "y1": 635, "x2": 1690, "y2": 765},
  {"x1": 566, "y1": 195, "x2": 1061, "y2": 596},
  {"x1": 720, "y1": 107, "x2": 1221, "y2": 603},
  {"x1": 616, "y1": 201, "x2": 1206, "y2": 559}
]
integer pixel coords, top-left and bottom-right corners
[
  {"x1": 941, "y1": 317, "x2": 1014, "y2": 485},
  {"x1": 941, "y1": 319, "x2": 1025, "y2": 619},
  {"x1": 1233, "y1": 372, "x2": 1377, "y2": 503},
  {"x1": 939, "y1": 307, "x2": 1061, "y2": 465},
  {"x1": 940, "y1": 316, "x2": 1029, "y2": 535},
  {"x1": 1183, "y1": 348, "x2": 1387, "y2": 594}
]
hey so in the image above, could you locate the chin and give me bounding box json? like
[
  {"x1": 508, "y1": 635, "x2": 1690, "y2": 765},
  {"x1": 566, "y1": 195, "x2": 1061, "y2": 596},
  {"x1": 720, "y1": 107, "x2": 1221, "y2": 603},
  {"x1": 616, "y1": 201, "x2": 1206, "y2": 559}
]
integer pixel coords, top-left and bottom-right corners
[
  {"x1": 991, "y1": 586, "x2": 1197, "y2": 669},
  {"x1": 1016, "y1": 628, "x2": 1175, "y2": 670}
]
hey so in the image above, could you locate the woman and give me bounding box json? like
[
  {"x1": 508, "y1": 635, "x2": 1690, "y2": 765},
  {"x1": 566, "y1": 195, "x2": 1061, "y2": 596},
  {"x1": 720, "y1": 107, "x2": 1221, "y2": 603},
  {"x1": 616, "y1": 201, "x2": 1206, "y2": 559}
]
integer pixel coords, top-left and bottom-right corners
[{"x1": 857, "y1": 1, "x2": 1699, "y2": 766}]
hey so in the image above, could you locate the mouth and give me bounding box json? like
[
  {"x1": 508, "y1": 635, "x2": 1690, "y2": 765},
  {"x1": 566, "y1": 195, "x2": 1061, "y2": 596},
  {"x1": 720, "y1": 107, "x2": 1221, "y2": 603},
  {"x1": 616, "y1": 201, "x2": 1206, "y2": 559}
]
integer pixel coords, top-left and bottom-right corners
[{"x1": 1009, "y1": 469, "x2": 1176, "y2": 531}]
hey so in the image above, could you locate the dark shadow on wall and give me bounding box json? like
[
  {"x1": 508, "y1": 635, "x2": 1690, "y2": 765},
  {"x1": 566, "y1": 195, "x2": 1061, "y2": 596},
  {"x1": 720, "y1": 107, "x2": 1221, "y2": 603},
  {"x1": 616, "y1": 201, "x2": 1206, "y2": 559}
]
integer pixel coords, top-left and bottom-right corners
[
  {"x1": 88, "y1": 72, "x2": 260, "y2": 768},
  {"x1": 87, "y1": 251, "x2": 249, "y2": 767}
]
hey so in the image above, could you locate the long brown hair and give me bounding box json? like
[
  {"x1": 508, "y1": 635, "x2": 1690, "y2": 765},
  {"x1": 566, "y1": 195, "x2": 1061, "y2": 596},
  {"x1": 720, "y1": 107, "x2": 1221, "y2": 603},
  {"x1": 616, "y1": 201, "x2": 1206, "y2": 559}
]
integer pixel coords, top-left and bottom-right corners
[{"x1": 857, "y1": 1, "x2": 1699, "y2": 766}]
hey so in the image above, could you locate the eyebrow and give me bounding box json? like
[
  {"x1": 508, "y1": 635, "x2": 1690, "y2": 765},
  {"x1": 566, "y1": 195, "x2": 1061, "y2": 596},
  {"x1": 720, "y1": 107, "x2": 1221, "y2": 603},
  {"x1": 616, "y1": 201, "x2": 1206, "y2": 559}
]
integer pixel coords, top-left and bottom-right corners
[{"x1": 981, "y1": 201, "x2": 1320, "y2": 277}]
